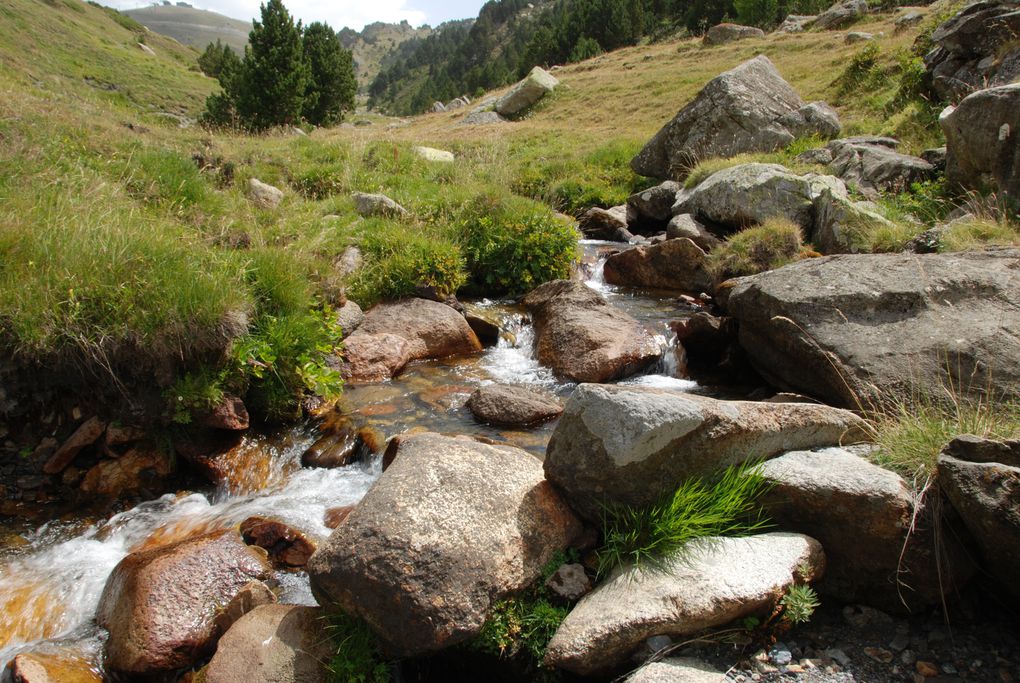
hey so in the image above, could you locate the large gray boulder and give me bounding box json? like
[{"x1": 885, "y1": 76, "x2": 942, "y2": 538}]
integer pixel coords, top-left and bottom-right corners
[
  {"x1": 762, "y1": 447, "x2": 975, "y2": 612},
  {"x1": 703, "y1": 23, "x2": 765, "y2": 46},
  {"x1": 938, "y1": 435, "x2": 1020, "y2": 601},
  {"x1": 826, "y1": 138, "x2": 935, "y2": 198},
  {"x1": 97, "y1": 531, "x2": 273, "y2": 676},
  {"x1": 631, "y1": 56, "x2": 840, "y2": 179},
  {"x1": 673, "y1": 163, "x2": 890, "y2": 253},
  {"x1": 307, "y1": 433, "x2": 582, "y2": 657},
  {"x1": 544, "y1": 533, "x2": 825, "y2": 675},
  {"x1": 940, "y1": 83, "x2": 1020, "y2": 200},
  {"x1": 602, "y1": 238, "x2": 715, "y2": 292},
  {"x1": 726, "y1": 250, "x2": 1020, "y2": 409},
  {"x1": 544, "y1": 384, "x2": 870, "y2": 519},
  {"x1": 495, "y1": 66, "x2": 559, "y2": 117},
  {"x1": 924, "y1": 2, "x2": 1020, "y2": 102},
  {"x1": 813, "y1": 0, "x2": 868, "y2": 31},
  {"x1": 522, "y1": 281, "x2": 662, "y2": 383},
  {"x1": 203, "y1": 605, "x2": 332, "y2": 683}
]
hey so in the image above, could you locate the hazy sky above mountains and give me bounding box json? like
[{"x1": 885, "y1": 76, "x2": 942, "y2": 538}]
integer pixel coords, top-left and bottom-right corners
[{"x1": 105, "y1": 0, "x2": 487, "y2": 30}]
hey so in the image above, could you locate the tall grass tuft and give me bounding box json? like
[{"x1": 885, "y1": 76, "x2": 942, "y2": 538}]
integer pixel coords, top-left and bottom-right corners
[
  {"x1": 596, "y1": 462, "x2": 772, "y2": 576},
  {"x1": 707, "y1": 219, "x2": 804, "y2": 278},
  {"x1": 323, "y1": 611, "x2": 391, "y2": 683}
]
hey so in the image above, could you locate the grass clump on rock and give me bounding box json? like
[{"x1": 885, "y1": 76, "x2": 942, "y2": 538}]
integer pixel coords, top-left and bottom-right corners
[
  {"x1": 707, "y1": 219, "x2": 804, "y2": 278},
  {"x1": 596, "y1": 462, "x2": 772, "y2": 576}
]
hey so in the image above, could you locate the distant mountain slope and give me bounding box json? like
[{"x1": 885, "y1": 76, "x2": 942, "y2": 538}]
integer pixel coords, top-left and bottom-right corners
[
  {"x1": 125, "y1": 4, "x2": 251, "y2": 54},
  {"x1": 338, "y1": 20, "x2": 433, "y2": 93}
]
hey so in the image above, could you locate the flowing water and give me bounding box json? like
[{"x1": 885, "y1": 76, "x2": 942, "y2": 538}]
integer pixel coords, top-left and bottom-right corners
[{"x1": 0, "y1": 240, "x2": 700, "y2": 674}]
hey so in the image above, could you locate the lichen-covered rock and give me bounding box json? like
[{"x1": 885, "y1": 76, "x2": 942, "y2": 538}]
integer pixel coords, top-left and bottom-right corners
[
  {"x1": 523, "y1": 281, "x2": 662, "y2": 383},
  {"x1": 726, "y1": 250, "x2": 1020, "y2": 408},
  {"x1": 544, "y1": 533, "x2": 825, "y2": 675},
  {"x1": 307, "y1": 433, "x2": 582, "y2": 657},
  {"x1": 940, "y1": 84, "x2": 1020, "y2": 200},
  {"x1": 666, "y1": 214, "x2": 721, "y2": 251},
  {"x1": 631, "y1": 56, "x2": 839, "y2": 179},
  {"x1": 544, "y1": 384, "x2": 869, "y2": 519},
  {"x1": 97, "y1": 531, "x2": 272, "y2": 676},
  {"x1": 627, "y1": 181, "x2": 682, "y2": 223}
]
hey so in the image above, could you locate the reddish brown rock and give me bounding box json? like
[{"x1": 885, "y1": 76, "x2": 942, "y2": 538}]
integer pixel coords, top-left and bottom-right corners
[
  {"x1": 301, "y1": 423, "x2": 365, "y2": 469},
  {"x1": 523, "y1": 280, "x2": 661, "y2": 383},
  {"x1": 341, "y1": 333, "x2": 413, "y2": 382},
  {"x1": 97, "y1": 530, "x2": 273, "y2": 676},
  {"x1": 198, "y1": 395, "x2": 250, "y2": 431},
  {"x1": 211, "y1": 580, "x2": 278, "y2": 636},
  {"x1": 239, "y1": 517, "x2": 317, "y2": 568},
  {"x1": 323, "y1": 505, "x2": 355, "y2": 529},
  {"x1": 43, "y1": 417, "x2": 105, "y2": 474},
  {"x1": 4, "y1": 652, "x2": 101, "y2": 683},
  {"x1": 104, "y1": 424, "x2": 146, "y2": 448},
  {"x1": 603, "y1": 238, "x2": 715, "y2": 292},
  {"x1": 79, "y1": 448, "x2": 172, "y2": 497}
]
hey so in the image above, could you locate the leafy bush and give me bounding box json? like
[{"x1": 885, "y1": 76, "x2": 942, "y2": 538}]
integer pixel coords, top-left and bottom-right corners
[
  {"x1": 324, "y1": 611, "x2": 391, "y2": 683},
  {"x1": 708, "y1": 219, "x2": 803, "y2": 278},
  {"x1": 596, "y1": 462, "x2": 772, "y2": 576},
  {"x1": 455, "y1": 194, "x2": 578, "y2": 296}
]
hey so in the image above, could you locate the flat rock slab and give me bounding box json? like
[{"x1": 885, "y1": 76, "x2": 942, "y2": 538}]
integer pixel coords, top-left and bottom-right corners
[
  {"x1": 203, "y1": 605, "x2": 332, "y2": 683},
  {"x1": 726, "y1": 250, "x2": 1020, "y2": 408},
  {"x1": 466, "y1": 384, "x2": 563, "y2": 427},
  {"x1": 307, "y1": 433, "x2": 582, "y2": 657},
  {"x1": 97, "y1": 531, "x2": 272, "y2": 675},
  {"x1": 627, "y1": 658, "x2": 726, "y2": 682},
  {"x1": 523, "y1": 280, "x2": 662, "y2": 383},
  {"x1": 545, "y1": 384, "x2": 869, "y2": 520},
  {"x1": 544, "y1": 533, "x2": 825, "y2": 675}
]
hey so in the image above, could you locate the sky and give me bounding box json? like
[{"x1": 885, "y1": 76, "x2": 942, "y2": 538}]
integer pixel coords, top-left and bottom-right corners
[{"x1": 101, "y1": 0, "x2": 488, "y2": 30}]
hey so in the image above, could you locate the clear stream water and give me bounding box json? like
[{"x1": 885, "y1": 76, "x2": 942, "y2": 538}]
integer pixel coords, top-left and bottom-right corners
[{"x1": 0, "y1": 241, "x2": 700, "y2": 674}]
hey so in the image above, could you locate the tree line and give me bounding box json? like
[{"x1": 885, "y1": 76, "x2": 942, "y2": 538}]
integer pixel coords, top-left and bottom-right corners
[
  {"x1": 368, "y1": 0, "x2": 830, "y2": 115},
  {"x1": 199, "y1": 0, "x2": 357, "y2": 130}
]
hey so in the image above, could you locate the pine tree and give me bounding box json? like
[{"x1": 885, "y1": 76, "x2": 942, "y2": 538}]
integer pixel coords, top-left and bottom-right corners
[
  {"x1": 197, "y1": 39, "x2": 241, "y2": 82},
  {"x1": 233, "y1": 0, "x2": 308, "y2": 131},
  {"x1": 302, "y1": 22, "x2": 356, "y2": 126}
]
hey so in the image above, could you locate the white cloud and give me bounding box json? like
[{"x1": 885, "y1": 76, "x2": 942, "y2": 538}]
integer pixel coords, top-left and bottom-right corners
[{"x1": 104, "y1": 0, "x2": 429, "y2": 31}]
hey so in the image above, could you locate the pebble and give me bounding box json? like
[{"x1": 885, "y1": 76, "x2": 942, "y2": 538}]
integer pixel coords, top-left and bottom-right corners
[
  {"x1": 890, "y1": 630, "x2": 911, "y2": 652},
  {"x1": 917, "y1": 660, "x2": 940, "y2": 677},
  {"x1": 902, "y1": 649, "x2": 918, "y2": 666},
  {"x1": 770, "y1": 643, "x2": 793, "y2": 666},
  {"x1": 825, "y1": 648, "x2": 852, "y2": 668},
  {"x1": 646, "y1": 635, "x2": 672, "y2": 653},
  {"x1": 943, "y1": 663, "x2": 958, "y2": 675},
  {"x1": 865, "y1": 647, "x2": 894, "y2": 664}
]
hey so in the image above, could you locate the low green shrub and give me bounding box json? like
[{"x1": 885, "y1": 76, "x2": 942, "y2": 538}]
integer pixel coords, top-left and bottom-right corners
[
  {"x1": 834, "y1": 43, "x2": 883, "y2": 98},
  {"x1": 455, "y1": 194, "x2": 578, "y2": 296},
  {"x1": 707, "y1": 219, "x2": 803, "y2": 278},
  {"x1": 596, "y1": 462, "x2": 772, "y2": 576},
  {"x1": 474, "y1": 597, "x2": 568, "y2": 662},
  {"x1": 779, "y1": 584, "x2": 820, "y2": 624},
  {"x1": 324, "y1": 611, "x2": 391, "y2": 683}
]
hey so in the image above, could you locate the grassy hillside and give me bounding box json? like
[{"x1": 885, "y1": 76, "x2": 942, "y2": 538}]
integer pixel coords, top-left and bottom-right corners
[
  {"x1": 125, "y1": 4, "x2": 251, "y2": 54},
  {"x1": 1, "y1": 0, "x2": 1001, "y2": 423}
]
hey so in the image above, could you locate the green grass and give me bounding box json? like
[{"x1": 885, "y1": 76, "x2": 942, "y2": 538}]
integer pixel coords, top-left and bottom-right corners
[
  {"x1": 940, "y1": 216, "x2": 1020, "y2": 252},
  {"x1": 323, "y1": 612, "x2": 391, "y2": 683},
  {"x1": 708, "y1": 219, "x2": 805, "y2": 278},
  {"x1": 871, "y1": 394, "x2": 1020, "y2": 477},
  {"x1": 596, "y1": 462, "x2": 773, "y2": 576}
]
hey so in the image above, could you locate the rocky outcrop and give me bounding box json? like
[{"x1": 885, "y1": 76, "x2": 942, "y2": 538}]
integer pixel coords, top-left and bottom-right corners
[
  {"x1": 247, "y1": 179, "x2": 283, "y2": 209},
  {"x1": 703, "y1": 23, "x2": 765, "y2": 46},
  {"x1": 938, "y1": 435, "x2": 1020, "y2": 601},
  {"x1": 762, "y1": 447, "x2": 974, "y2": 612},
  {"x1": 522, "y1": 281, "x2": 662, "y2": 383},
  {"x1": 203, "y1": 605, "x2": 333, "y2": 683},
  {"x1": 495, "y1": 66, "x2": 559, "y2": 117},
  {"x1": 544, "y1": 384, "x2": 869, "y2": 519},
  {"x1": 673, "y1": 163, "x2": 889, "y2": 253},
  {"x1": 307, "y1": 433, "x2": 582, "y2": 657},
  {"x1": 602, "y1": 239, "x2": 715, "y2": 292},
  {"x1": 342, "y1": 298, "x2": 482, "y2": 381},
  {"x1": 826, "y1": 138, "x2": 935, "y2": 198},
  {"x1": 631, "y1": 56, "x2": 840, "y2": 179},
  {"x1": 466, "y1": 384, "x2": 563, "y2": 427},
  {"x1": 544, "y1": 533, "x2": 825, "y2": 675},
  {"x1": 726, "y1": 250, "x2": 1020, "y2": 408},
  {"x1": 940, "y1": 83, "x2": 1020, "y2": 200},
  {"x1": 97, "y1": 531, "x2": 272, "y2": 676},
  {"x1": 924, "y1": 2, "x2": 1020, "y2": 102},
  {"x1": 352, "y1": 192, "x2": 408, "y2": 218},
  {"x1": 813, "y1": 0, "x2": 868, "y2": 30}
]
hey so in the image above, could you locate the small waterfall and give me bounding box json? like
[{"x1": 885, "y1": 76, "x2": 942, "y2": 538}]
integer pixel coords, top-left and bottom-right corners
[{"x1": 476, "y1": 306, "x2": 560, "y2": 388}]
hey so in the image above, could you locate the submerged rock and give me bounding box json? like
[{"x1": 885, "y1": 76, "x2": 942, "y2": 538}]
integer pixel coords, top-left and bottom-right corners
[
  {"x1": 523, "y1": 280, "x2": 662, "y2": 383},
  {"x1": 544, "y1": 533, "x2": 825, "y2": 675},
  {"x1": 97, "y1": 531, "x2": 272, "y2": 676},
  {"x1": 544, "y1": 384, "x2": 869, "y2": 520},
  {"x1": 307, "y1": 433, "x2": 582, "y2": 657}
]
